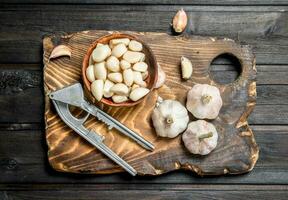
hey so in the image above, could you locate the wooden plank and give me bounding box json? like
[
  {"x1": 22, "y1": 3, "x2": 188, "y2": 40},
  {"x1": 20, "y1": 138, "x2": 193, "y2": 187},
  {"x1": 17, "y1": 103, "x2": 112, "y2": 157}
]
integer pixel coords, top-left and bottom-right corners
[
  {"x1": 0, "y1": 185, "x2": 288, "y2": 200},
  {"x1": 0, "y1": 67, "x2": 288, "y2": 124},
  {"x1": 1, "y1": 184, "x2": 288, "y2": 191},
  {"x1": 0, "y1": 125, "x2": 287, "y2": 184},
  {"x1": 2, "y1": 0, "x2": 288, "y2": 5},
  {"x1": 0, "y1": 69, "x2": 43, "y2": 123},
  {"x1": 0, "y1": 5, "x2": 288, "y2": 64},
  {"x1": 2, "y1": 64, "x2": 288, "y2": 85}
]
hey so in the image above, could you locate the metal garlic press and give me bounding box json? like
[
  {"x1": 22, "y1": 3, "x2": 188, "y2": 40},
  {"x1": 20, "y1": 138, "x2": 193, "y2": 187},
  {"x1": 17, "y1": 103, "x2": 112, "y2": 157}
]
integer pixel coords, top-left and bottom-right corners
[{"x1": 49, "y1": 83, "x2": 154, "y2": 176}]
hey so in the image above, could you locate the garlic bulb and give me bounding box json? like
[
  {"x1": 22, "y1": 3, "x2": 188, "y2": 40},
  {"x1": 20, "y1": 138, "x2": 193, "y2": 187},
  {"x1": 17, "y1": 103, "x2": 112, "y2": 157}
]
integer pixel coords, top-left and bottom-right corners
[
  {"x1": 182, "y1": 120, "x2": 218, "y2": 155},
  {"x1": 186, "y1": 84, "x2": 223, "y2": 119},
  {"x1": 152, "y1": 97, "x2": 189, "y2": 138}
]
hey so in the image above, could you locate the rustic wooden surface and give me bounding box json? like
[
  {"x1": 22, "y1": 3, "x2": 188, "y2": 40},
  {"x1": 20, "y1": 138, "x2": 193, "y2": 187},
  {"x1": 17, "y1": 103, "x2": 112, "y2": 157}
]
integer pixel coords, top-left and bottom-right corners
[
  {"x1": 0, "y1": 1, "x2": 288, "y2": 199},
  {"x1": 43, "y1": 30, "x2": 258, "y2": 175}
]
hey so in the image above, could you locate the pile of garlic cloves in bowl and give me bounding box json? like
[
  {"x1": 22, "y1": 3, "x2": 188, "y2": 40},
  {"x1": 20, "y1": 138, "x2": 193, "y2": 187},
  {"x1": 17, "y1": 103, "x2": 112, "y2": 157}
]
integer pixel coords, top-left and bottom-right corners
[
  {"x1": 82, "y1": 33, "x2": 159, "y2": 107},
  {"x1": 152, "y1": 56, "x2": 223, "y2": 156}
]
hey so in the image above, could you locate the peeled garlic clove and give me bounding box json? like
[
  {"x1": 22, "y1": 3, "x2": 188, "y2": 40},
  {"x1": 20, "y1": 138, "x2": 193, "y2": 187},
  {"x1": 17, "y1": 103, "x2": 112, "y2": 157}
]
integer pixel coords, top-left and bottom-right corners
[
  {"x1": 128, "y1": 40, "x2": 143, "y2": 52},
  {"x1": 110, "y1": 83, "x2": 129, "y2": 96},
  {"x1": 181, "y1": 56, "x2": 193, "y2": 80},
  {"x1": 94, "y1": 62, "x2": 107, "y2": 80},
  {"x1": 132, "y1": 62, "x2": 148, "y2": 72},
  {"x1": 142, "y1": 71, "x2": 149, "y2": 80},
  {"x1": 133, "y1": 71, "x2": 146, "y2": 86},
  {"x1": 129, "y1": 87, "x2": 150, "y2": 101},
  {"x1": 106, "y1": 56, "x2": 120, "y2": 72},
  {"x1": 131, "y1": 84, "x2": 140, "y2": 91},
  {"x1": 49, "y1": 45, "x2": 71, "y2": 60},
  {"x1": 120, "y1": 59, "x2": 131, "y2": 70},
  {"x1": 96, "y1": 43, "x2": 104, "y2": 48},
  {"x1": 91, "y1": 80, "x2": 104, "y2": 101},
  {"x1": 123, "y1": 51, "x2": 145, "y2": 64},
  {"x1": 112, "y1": 95, "x2": 128, "y2": 103},
  {"x1": 111, "y1": 43, "x2": 127, "y2": 58},
  {"x1": 103, "y1": 79, "x2": 114, "y2": 98},
  {"x1": 92, "y1": 44, "x2": 111, "y2": 62},
  {"x1": 86, "y1": 65, "x2": 95, "y2": 82},
  {"x1": 123, "y1": 68, "x2": 134, "y2": 86},
  {"x1": 108, "y1": 72, "x2": 123, "y2": 83},
  {"x1": 155, "y1": 63, "x2": 166, "y2": 88},
  {"x1": 109, "y1": 38, "x2": 130, "y2": 48},
  {"x1": 172, "y1": 9, "x2": 188, "y2": 33}
]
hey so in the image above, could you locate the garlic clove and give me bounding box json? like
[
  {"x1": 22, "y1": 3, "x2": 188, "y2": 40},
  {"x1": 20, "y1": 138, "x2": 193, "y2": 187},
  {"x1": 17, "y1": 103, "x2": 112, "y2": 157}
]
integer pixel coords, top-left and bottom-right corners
[
  {"x1": 49, "y1": 45, "x2": 71, "y2": 60},
  {"x1": 123, "y1": 68, "x2": 134, "y2": 86},
  {"x1": 131, "y1": 84, "x2": 140, "y2": 91},
  {"x1": 108, "y1": 72, "x2": 123, "y2": 83},
  {"x1": 112, "y1": 95, "x2": 128, "y2": 103},
  {"x1": 128, "y1": 40, "x2": 143, "y2": 52},
  {"x1": 103, "y1": 79, "x2": 114, "y2": 98},
  {"x1": 133, "y1": 71, "x2": 146, "y2": 86},
  {"x1": 181, "y1": 56, "x2": 193, "y2": 80},
  {"x1": 94, "y1": 62, "x2": 107, "y2": 80},
  {"x1": 91, "y1": 80, "x2": 104, "y2": 101},
  {"x1": 110, "y1": 83, "x2": 129, "y2": 96},
  {"x1": 123, "y1": 51, "x2": 145, "y2": 64},
  {"x1": 132, "y1": 62, "x2": 148, "y2": 72},
  {"x1": 172, "y1": 9, "x2": 188, "y2": 33},
  {"x1": 154, "y1": 63, "x2": 166, "y2": 88},
  {"x1": 109, "y1": 38, "x2": 130, "y2": 48},
  {"x1": 106, "y1": 56, "x2": 120, "y2": 72},
  {"x1": 120, "y1": 59, "x2": 131, "y2": 70},
  {"x1": 111, "y1": 43, "x2": 127, "y2": 58},
  {"x1": 86, "y1": 65, "x2": 95, "y2": 82},
  {"x1": 129, "y1": 87, "x2": 150, "y2": 101},
  {"x1": 92, "y1": 44, "x2": 111, "y2": 62}
]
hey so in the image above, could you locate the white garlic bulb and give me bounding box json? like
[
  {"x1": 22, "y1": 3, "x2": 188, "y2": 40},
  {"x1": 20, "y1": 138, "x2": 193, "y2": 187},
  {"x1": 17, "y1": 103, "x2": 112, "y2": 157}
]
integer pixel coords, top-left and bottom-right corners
[
  {"x1": 186, "y1": 84, "x2": 223, "y2": 119},
  {"x1": 182, "y1": 120, "x2": 218, "y2": 155},
  {"x1": 152, "y1": 97, "x2": 189, "y2": 138}
]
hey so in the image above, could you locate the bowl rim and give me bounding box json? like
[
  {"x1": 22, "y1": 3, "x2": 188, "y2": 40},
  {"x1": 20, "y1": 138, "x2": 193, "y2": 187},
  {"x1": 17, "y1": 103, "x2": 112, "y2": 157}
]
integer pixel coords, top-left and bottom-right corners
[{"x1": 82, "y1": 32, "x2": 158, "y2": 107}]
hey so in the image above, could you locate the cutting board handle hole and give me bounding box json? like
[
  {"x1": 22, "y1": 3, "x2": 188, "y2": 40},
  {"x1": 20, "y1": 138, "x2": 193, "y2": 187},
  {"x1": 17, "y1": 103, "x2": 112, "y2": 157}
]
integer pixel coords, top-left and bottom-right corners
[{"x1": 209, "y1": 53, "x2": 242, "y2": 85}]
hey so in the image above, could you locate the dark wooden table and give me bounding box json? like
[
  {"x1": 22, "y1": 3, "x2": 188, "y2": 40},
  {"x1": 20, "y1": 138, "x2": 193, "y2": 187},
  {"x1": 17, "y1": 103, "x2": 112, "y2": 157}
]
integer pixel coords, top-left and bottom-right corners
[{"x1": 0, "y1": 1, "x2": 288, "y2": 199}]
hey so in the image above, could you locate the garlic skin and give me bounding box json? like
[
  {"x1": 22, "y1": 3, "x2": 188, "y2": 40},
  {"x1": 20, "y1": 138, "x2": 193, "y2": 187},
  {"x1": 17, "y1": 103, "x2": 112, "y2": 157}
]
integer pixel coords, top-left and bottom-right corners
[
  {"x1": 49, "y1": 45, "x2": 71, "y2": 60},
  {"x1": 152, "y1": 98, "x2": 189, "y2": 138},
  {"x1": 182, "y1": 120, "x2": 218, "y2": 155},
  {"x1": 186, "y1": 84, "x2": 223, "y2": 119},
  {"x1": 154, "y1": 63, "x2": 166, "y2": 88},
  {"x1": 172, "y1": 9, "x2": 188, "y2": 33}
]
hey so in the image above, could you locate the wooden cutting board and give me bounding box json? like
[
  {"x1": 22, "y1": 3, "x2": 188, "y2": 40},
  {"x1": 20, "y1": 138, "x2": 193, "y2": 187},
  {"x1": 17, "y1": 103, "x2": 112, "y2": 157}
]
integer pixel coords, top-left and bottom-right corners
[{"x1": 43, "y1": 30, "x2": 258, "y2": 176}]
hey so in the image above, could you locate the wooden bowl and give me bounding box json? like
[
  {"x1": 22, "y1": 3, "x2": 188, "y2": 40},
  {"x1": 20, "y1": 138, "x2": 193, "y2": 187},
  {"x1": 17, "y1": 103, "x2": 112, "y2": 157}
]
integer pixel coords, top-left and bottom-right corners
[{"x1": 82, "y1": 33, "x2": 158, "y2": 107}]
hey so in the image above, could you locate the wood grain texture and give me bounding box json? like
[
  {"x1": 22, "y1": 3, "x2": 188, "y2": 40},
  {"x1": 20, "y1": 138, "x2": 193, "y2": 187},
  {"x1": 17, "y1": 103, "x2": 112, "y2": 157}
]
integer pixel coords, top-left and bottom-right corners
[
  {"x1": 1, "y1": 66, "x2": 288, "y2": 124},
  {"x1": 2, "y1": 0, "x2": 288, "y2": 5},
  {"x1": 0, "y1": 126, "x2": 286, "y2": 184},
  {"x1": 1, "y1": 185, "x2": 288, "y2": 200},
  {"x1": 43, "y1": 30, "x2": 258, "y2": 175},
  {"x1": 0, "y1": 5, "x2": 288, "y2": 64}
]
